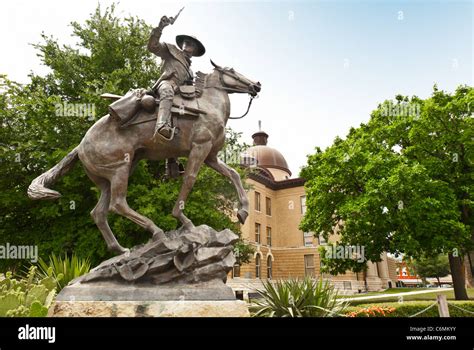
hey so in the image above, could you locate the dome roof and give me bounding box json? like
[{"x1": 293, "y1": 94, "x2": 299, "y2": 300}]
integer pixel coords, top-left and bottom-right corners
[
  {"x1": 241, "y1": 129, "x2": 292, "y2": 178},
  {"x1": 245, "y1": 145, "x2": 291, "y2": 175}
]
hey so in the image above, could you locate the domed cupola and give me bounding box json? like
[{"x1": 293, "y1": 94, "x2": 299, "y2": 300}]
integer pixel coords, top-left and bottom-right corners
[{"x1": 241, "y1": 122, "x2": 292, "y2": 181}]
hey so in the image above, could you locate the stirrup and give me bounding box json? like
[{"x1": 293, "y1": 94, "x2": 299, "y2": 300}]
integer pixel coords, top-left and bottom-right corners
[{"x1": 156, "y1": 125, "x2": 176, "y2": 141}]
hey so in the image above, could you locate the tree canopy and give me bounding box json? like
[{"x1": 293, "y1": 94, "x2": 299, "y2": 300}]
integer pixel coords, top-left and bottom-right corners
[
  {"x1": 301, "y1": 86, "x2": 473, "y2": 299},
  {"x1": 413, "y1": 254, "x2": 450, "y2": 286}
]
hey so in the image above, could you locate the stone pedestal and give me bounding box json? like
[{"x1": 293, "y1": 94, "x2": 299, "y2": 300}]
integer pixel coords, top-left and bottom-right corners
[
  {"x1": 55, "y1": 280, "x2": 237, "y2": 301},
  {"x1": 48, "y1": 300, "x2": 249, "y2": 317},
  {"x1": 49, "y1": 280, "x2": 249, "y2": 317},
  {"x1": 49, "y1": 225, "x2": 250, "y2": 317}
]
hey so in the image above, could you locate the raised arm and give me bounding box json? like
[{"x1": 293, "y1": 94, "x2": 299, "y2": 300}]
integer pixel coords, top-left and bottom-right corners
[{"x1": 147, "y1": 16, "x2": 172, "y2": 57}]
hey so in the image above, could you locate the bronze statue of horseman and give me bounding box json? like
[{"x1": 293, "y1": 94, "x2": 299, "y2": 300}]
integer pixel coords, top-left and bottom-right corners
[{"x1": 27, "y1": 10, "x2": 261, "y2": 255}]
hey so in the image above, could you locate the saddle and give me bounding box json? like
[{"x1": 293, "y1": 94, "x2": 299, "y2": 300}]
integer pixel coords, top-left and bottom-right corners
[
  {"x1": 178, "y1": 85, "x2": 196, "y2": 99},
  {"x1": 106, "y1": 87, "x2": 205, "y2": 129},
  {"x1": 171, "y1": 88, "x2": 204, "y2": 120}
]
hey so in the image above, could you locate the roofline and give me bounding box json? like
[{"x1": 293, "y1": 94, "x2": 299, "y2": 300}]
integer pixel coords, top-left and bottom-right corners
[{"x1": 248, "y1": 172, "x2": 306, "y2": 190}]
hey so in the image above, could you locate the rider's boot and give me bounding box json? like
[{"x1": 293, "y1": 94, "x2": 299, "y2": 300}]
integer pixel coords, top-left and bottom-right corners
[{"x1": 153, "y1": 99, "x2": 174, "y2": 141}]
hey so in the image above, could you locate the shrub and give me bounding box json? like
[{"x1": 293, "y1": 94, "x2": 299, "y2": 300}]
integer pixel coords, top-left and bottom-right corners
[
  {"x1": 250, "y1": 277, "x2": 348, "y2": 317},
  {"x1": 346, "y1": 305, "x2": 396, "y2": 317}
]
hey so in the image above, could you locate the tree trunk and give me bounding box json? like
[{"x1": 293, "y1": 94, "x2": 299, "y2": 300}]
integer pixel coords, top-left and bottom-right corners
[
  {"x1": 436, "y1": 276, "x2": 441, "y2": 287},
  {"x1": 465, "y1": 254, "x2": 474, "y2": 288},
  {"x1": 363, "y1": 269, "x2": 368, "y2": 292},
  {"x1": 448, "y1": 253, "x2": 469, "y2": 300}
]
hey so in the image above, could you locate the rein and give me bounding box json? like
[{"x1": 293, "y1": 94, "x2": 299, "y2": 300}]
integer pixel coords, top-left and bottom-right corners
[
  {"x1": 210, "y1": 68, "x2": 258, "y2": 119},
  {"x1": 228, "y1": 95, "x2": 255, "y2": 119}
]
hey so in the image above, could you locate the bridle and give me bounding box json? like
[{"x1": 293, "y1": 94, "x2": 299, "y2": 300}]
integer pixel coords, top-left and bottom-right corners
[{"x1": 210, "y1": 66, "x2": 259, "y2": 119}]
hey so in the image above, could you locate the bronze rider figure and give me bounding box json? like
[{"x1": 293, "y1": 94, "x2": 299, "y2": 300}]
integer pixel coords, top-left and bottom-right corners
[{"x1": 147, "y1": 12, "x2": 206, "y2": 141}]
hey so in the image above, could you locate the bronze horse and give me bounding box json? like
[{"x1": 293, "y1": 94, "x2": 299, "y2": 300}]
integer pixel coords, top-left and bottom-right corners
[{"x1": 28, "y1": 61, "x2": 261, "y2": 254}]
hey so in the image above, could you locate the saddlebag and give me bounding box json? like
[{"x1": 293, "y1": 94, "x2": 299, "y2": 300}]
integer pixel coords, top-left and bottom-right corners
[{"x1": 108, "y1": 89, "x2": 146, "y2": 124}]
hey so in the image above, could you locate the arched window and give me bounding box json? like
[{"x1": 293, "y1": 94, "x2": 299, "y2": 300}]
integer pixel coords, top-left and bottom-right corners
[
  {"x1": 267, "y1": 256, "x2": 272, "y2": 279},
  {"x1": 255, "y1": 255, "x2": 261, "y2": 278}
]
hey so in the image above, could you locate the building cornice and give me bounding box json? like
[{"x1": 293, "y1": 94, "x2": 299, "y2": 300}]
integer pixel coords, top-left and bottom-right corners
[{"x1": 248, "y1": 172, "x2": 306, "y2": 190}]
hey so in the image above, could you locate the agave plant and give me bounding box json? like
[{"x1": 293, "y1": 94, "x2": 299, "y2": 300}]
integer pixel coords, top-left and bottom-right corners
[
  {"x1": 37, "y1": 253, "x2": 91, "y2": 291},
  {"x1": 250, "y1": 277, "x2": 348, "y2": 317}
]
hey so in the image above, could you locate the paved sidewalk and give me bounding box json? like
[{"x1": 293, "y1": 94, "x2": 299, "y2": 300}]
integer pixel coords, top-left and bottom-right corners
[{"x1": 342, "y1": 288, "x2": 453, "y2": 302}]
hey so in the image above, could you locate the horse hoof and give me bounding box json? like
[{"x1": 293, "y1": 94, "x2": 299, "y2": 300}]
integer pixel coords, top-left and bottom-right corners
[
  {"x1": 181, "y1": 222, "x2": 195, "y2": 232},
  {"x1": 109, "y1": 244, "x2": 129, "y2": 256},
  {"x1": 237, "y1": 209, "x2": 248, "y2": 224},
  {"x1": 152, "y1": 229, "x2": 166, "y2": 242}
]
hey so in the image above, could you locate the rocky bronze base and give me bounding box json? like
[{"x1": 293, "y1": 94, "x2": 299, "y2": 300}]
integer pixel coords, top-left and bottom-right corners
[
  {"x1": 48, "y1": 300, "x2": 249, "y2": 317},
  {"x1": 70, "y1": 225, "x2": 238, "y2": 285}
]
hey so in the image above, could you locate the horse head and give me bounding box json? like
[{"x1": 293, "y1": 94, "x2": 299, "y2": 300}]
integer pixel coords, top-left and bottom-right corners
[{"x1": 210, "y1": 59, "x2": 261, "y2": 97}]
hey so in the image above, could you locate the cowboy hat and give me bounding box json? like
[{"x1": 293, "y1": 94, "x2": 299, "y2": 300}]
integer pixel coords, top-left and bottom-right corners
[{"x1": 176, "y1": 34, "x2": 206, "y2": 57}]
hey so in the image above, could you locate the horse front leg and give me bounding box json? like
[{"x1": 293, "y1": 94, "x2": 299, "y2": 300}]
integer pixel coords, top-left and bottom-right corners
[
  {"x1": 172, "y1": 141, "x2": 213, "y2": 230},
  {"x1": 205, "y1": 155, "x2": 249, "y2": 224}
]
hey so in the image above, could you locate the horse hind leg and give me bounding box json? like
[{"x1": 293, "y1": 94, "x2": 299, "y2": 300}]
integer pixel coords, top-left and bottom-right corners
[
  {"x1": 109, "y1": 166, "x2": 166, "y2": 242},
  {"x1": 88, "y1": 174, "x2": 129, "y2": 255}
]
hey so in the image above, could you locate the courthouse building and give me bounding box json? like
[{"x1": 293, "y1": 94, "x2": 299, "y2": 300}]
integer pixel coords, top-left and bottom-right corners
[{"x1": 227, "y1": 129, "x2": 398, "y2": 296}]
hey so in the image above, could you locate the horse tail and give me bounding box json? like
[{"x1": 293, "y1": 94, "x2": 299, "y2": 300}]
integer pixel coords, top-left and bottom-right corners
[{"x1": 27, "y1": 146, "x2": 80, "y2": 200}]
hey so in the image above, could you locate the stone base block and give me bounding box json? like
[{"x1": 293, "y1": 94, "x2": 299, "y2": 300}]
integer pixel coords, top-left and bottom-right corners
[
  {"x1": 48, "y1": 300, "x2": 250, "y2": 317},
  {"x1": 56, "y1": 281, "x2": 236, "y2": 301}
]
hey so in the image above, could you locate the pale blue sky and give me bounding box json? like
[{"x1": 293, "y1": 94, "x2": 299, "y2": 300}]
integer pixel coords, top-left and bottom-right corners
[{"x1": 1, "y1": 0, "x2": 472, "y2": 175}]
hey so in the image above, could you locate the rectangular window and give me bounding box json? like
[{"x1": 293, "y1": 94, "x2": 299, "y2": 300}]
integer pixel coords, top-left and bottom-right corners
[
  {"x1": 232, "y1": 264, "x2": 241, "y2": 278},
  {"x1": 255, "y1": 192, "x2": 261, "y2": 212},
  {"x1": 303, "y1": 232, "x2": 314, "y2": 247},
  {"x1": 266, "y1": 197, "x2": 271, "y2": 216},
  {"x1": 343, "y1": 281, "x2": 352, "y2": 290},
  {"x1": 304, "y1": 254, "x2": 315, "y2": 277},
  {"x1": 300, "y1": 195, "x2": 306, "y2": 214},
  {"x1": 318, "y1": 234, "x2": 327, "y2": 246},
  {"x1": 255, "y1": 223, "x2": 261, "y2": 244},
  {"x1": 266, "y1": 227, "x2": 272, "y2": 246},
  {"x1": 255, "y1": 255, "x2": 261, "y2": 278}
]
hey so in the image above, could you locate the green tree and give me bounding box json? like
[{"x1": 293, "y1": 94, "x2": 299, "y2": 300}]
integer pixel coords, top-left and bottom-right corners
[
  {"x1": 301, "y1": 86, "x2": 473, "y2": 300},
  {"x1": 0, "y1": 4, "x2": 251, "y2": 271},
  {"x1": 413, "y1": 254, "x2": 450, "y2": 287}
]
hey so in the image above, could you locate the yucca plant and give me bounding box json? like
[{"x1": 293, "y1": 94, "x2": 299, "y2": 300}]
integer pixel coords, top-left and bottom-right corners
[
  {"x1": 37, "y1": 253, "x2": 91, "y2": 291},
  {"x1": 250, "y1": 277, "x2": 349, "y2": 317}
]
